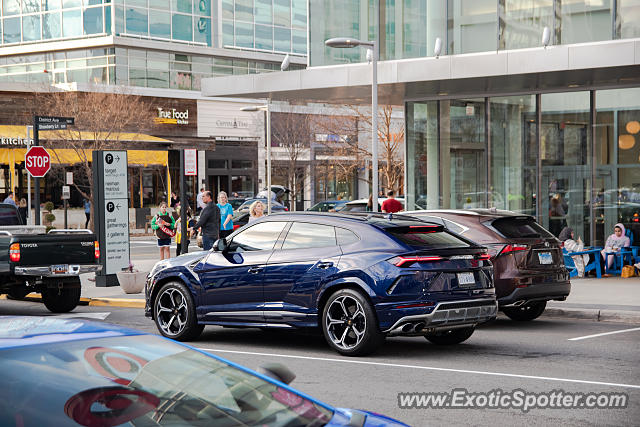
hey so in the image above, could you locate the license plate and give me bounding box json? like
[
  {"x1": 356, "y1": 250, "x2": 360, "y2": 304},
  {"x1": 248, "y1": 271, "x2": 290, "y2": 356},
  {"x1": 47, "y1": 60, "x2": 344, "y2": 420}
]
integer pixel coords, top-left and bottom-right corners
[
  {"x1": 50, "y1": 264, "x2": 68, "y2": 274},
  {"x1": 457, "y1": 272, "x2": 475, "y2": 288},
  {"x1": 538, "y1": 252, "x2": 553, "y2": 265}
]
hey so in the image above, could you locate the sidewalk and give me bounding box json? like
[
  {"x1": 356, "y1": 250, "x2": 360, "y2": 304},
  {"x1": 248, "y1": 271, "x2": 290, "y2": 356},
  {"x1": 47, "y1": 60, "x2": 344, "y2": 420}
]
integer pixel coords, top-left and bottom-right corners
[{"x1": 546, "y1": 276, "x2": 640, "y2": 323}]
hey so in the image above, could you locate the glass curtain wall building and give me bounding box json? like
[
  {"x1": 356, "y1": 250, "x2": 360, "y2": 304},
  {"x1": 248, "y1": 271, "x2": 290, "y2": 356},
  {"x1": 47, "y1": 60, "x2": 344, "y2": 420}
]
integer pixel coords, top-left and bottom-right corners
[
  {"x1": 310, "y1": 0, "x2": 640, "y2": 66},
  {"x1": 0, "y1": 0, "x2": 307, "y2": 89},
  {"x1": 304, "y1": 0, "x2": 640, "y2": 246}
]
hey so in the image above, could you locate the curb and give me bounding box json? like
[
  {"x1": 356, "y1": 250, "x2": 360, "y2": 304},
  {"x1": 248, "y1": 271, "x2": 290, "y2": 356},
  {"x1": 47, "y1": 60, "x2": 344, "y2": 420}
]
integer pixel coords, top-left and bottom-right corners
[
  {"x1": 2, "y1": 293, "x2": 146, "y2": 309},
  {"x1": 543, "y1": 307, "x2": 640, "y2": 324}
]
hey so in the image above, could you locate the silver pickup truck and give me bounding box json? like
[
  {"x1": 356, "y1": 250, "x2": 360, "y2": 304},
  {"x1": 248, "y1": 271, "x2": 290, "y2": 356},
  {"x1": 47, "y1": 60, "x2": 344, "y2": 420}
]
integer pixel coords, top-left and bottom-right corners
[{"x1": 0, "y1": 203, "x2": 101, "y2": 312}]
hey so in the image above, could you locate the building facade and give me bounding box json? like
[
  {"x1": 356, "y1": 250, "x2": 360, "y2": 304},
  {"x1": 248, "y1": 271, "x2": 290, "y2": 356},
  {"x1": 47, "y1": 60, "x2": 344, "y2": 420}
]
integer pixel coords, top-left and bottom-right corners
[
  {"x1": 202, "y1": 0, "x2": 640, "y2": 246},
  {"x1": 0, "y1": 0, "x2": 308, "y2": 212}
]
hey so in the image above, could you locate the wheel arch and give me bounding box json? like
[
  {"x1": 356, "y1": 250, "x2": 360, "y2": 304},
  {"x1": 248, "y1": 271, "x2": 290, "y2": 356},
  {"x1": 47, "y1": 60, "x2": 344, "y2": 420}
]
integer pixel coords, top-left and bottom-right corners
[{"x1": 316, "y1": 278, "x2": 378, "y2": 321}]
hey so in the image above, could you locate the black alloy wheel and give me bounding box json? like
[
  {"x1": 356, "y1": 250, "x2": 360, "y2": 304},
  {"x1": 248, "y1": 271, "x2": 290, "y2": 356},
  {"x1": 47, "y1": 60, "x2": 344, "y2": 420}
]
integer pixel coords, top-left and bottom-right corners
[
  {"x1": 322, "y1": 288, "x2": 384, "y2": 356},
  {"x1": 154, "y1": 281, "x2": 204, "y2": 341},
  {"x1": 502, "y1": 301, "x2": 547, "y2": 321}
]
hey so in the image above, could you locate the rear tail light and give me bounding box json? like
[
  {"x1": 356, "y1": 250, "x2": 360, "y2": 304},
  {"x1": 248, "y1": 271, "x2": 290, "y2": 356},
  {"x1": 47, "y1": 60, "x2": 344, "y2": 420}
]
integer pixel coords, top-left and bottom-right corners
[
  {"x1": 388, "y1": 255, "x2": 443, "y2": 267},
  {"x1": 476, "y1": 253, "x2": 491, "y2": 261},
  {"x1": 94, "y1": 241, "x2": 100, "y2": 259},
  {"x1": 233, "y1": 224, "x2": 241, "y2": 230},
  {"x1": 499, "y1": 244, "x2": 528, "y2": 256},
  {"x1": 9, "y1": 243, "x2": 20, "y2": 262}
]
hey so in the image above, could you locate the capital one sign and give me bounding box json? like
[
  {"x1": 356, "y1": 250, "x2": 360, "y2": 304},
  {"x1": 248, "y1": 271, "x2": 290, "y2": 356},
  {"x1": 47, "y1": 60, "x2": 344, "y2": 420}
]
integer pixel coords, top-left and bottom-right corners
[{"x1": 25, "y1": 146, "x2": 51, "y2": 178}]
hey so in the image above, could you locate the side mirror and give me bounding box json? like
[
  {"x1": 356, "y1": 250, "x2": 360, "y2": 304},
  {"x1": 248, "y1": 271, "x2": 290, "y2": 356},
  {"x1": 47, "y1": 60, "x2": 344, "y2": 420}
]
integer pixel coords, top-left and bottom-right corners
[
  {"x1": 213, "y1": 238, "x2": 228, "y2": 252},
  {"x1": 258, "y1": 363, "x2": 296, "y2": 385}
]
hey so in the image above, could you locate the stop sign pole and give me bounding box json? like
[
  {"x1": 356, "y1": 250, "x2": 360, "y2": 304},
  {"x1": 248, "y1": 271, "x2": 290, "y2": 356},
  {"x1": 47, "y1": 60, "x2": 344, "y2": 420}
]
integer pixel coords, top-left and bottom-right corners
[{"x1": 33, "y1": 116, "x2": 41, "y2": 225}]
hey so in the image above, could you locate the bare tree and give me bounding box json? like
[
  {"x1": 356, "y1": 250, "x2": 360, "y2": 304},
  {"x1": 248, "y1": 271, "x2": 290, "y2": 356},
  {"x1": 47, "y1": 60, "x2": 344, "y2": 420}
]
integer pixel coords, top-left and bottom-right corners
[
  {"x1": 271, "y1": 112, "x2": 311, "y2": 210},
  {"x1": 313, "y1": 105, "x2": 404, "y2": 195},
  {"x1": 35, "y1": 88, "x2": 154, "y2": 229}
]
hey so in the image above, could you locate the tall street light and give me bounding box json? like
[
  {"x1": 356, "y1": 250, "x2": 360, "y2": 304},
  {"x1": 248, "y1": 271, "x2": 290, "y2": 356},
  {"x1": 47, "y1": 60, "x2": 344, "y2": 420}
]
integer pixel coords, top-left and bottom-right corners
[
  {"x1": 325, "y1": 37, "x2": 379, "y2": 211},
  {"x1": 241, "y1": 103, "x2": 272, "y2": 214}
]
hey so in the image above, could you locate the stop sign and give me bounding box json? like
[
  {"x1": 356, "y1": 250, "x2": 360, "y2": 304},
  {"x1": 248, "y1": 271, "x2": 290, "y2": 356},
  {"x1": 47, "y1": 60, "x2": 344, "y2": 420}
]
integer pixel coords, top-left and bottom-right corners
[{"x1": 25, "y1": 146, "x2": 51, "y2": 178}]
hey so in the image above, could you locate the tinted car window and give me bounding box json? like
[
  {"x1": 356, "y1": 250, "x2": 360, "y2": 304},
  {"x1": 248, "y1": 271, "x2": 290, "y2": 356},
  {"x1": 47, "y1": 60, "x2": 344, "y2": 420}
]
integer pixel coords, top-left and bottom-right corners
[
  {"x1": 228, "y1": 221, "x2": 287, "y2": 252},
  {"x1": 282, "y1": 222, "x2": 337, "y2": 250},
  {"x1": 491, "y1": 217, "x2": 554, "y2": 239},
  {"x1": 386, "y1": 226, "x2": 470, "y2": 249},
  {"x1": 0, "y1": 205, "x2": 20, "y2": 225},
  {"x1": 341, "y1": 203, "x2": 367, "y2": 212},
  {"x1": 336, "y1": 227, "x2": 359, "y2": 245},
  {"x1": 443, "y1": 219, "x2": 465, "y2": 234}
]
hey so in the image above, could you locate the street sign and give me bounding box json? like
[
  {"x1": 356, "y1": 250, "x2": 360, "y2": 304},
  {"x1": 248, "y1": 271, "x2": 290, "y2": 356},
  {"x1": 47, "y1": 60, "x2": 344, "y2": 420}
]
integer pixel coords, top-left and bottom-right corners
[
  {"x1": 35, "y1": 116, "x2": 75, "y2": 131},
  {"x1": 93, "y1": 150, "x2": 130, "y2": 283},
  {"x1": 102, "y1": 151, "x2": 127, "y2": 199},
  {"x1": 25, "y1": 146, "x2": 51, "y2": 178},
  {"x1": 66, "y1": 172, "x2": 73, "y2": 185},
  {"x1": 62, "y1": 186, "x2": 70, "y2": 200},
  {"x1": 184, "y1": 149, "x2": 197, "y2": 176}
]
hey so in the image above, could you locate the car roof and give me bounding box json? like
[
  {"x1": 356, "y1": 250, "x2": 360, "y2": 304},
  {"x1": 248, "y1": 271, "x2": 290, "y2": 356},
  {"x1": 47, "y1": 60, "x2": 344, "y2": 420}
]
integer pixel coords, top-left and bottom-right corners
[
  {"x1": 407, "y1": 208, "x2": 533, "y2": 220},
  {"x1": 0, "y1": 316, "x2": 145, "y2": 349},
  {"x1": 261, "y1": 211, "x2": 443, "y2": 228}
]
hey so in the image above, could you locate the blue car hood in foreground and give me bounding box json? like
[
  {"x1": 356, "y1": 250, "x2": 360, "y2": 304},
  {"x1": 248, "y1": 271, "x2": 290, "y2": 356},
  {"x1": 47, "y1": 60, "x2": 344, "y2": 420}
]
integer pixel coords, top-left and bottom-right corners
[{"x1": 0, "y1": 317, "x2": 410, "y2": 426}]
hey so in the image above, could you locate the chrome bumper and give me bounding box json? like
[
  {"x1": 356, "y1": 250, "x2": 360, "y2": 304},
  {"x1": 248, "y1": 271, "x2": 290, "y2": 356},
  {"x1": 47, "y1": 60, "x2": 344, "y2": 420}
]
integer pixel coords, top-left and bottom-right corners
[
  {"x1": 384, "y1": 299, "x2": 498, "y2": 335},
  {"x1": 14, "y1": 264, "x2": 102, "y2": 277}
]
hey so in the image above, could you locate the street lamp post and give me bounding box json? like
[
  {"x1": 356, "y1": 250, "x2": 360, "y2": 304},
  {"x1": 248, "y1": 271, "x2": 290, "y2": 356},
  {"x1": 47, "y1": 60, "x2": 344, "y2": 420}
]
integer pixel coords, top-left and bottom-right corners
[
  {"x1": 241, "y1": 103, "x2": 272, "y2": 214},
  {"x1": 325, "y1": 37, "x2": 379, "y2": 212}
]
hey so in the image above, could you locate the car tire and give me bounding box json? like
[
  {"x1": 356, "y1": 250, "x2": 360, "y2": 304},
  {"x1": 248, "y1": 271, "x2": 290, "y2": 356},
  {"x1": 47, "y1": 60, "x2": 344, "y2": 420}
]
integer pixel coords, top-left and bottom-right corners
[
  {"x1": 41, "y1": 284, "x2": 81, "y2": 313},
  {"x1": 424, "y1": 327, "x2": 475, "y2": 345},
  {"x1": 321, "y1": 288, "x2": 384, "y2": 356},
  {"x1": 6, "y1": 287, "x2": 30, "y2": 300},
  {"x1": 502, "y1": 301, "x2": 547, "y2": 321},
  {"x1": 154, "y1": 281, "x2": 204, "y2": 341}
]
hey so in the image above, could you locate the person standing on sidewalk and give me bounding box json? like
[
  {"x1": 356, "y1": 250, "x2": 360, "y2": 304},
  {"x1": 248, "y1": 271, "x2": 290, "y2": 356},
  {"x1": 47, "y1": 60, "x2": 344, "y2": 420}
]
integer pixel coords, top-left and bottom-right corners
[
  {"x1": 196, "y1": 187, "x2": 206, "y2": 214},
  {"x1": 191, "y1": 191, "x2": 220, "y2": 251},
  {"x1": 84, "y1": 198, "x2": 91, "y2": 229},
  {"x1": 151, "y1": 202, "x2": 175, "y2": 260},
  {"x1": 381, "y1": 190, "x2": 403, "y2": 213},
  {"x1": 217, "y1": 191, "x2": 234, "y2": 238}
]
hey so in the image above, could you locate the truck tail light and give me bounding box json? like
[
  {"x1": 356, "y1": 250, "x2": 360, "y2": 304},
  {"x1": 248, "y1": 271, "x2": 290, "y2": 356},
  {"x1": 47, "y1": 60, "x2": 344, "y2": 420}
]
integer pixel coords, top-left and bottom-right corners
[
  {"x1": 94, "y1": 241, "x2": 100, "y2": 259},
  {"x1": 9, "y1": 243, "x2": 20, "y2": 262}
]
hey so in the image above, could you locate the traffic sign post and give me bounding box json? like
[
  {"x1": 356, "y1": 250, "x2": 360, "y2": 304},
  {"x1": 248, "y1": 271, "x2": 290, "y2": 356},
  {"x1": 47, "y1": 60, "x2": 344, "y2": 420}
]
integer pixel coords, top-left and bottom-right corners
[
  {"x1": 25, "y1": 146, "x2": 51, "y2": 178},
  {"x1": 32, "y1": 115, "x2": 74, "y2": 225},
  {"x1": 62, "y1": 185, "x2": 70, "y2": 228}
]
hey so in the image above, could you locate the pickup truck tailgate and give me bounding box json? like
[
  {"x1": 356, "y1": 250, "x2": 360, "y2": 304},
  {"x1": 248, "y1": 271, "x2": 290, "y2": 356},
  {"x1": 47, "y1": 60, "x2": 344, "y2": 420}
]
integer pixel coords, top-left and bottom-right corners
[{"x1": 13, "y1": 234, "x2": 96, "y2": 266}]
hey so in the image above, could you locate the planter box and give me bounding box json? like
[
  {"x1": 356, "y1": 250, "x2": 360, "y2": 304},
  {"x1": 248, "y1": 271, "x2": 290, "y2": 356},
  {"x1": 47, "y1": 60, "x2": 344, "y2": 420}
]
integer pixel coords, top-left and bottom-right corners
[{"x1": 116, "y1": 271, "x2": 148, "y2": 294}]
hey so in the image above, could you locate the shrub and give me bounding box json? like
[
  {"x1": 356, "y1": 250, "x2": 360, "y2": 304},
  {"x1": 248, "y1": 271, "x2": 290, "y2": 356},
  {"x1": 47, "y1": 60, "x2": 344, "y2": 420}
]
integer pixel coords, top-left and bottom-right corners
[
  {"x1": 44, "y1": 201, "x2": 54, "y2": 212},
  {"x1": 45, "y1": 213, "x2": 56, "y2": 223},
  {"x1": 45, "y1": 226, "x2": 56, "y2": 233}
]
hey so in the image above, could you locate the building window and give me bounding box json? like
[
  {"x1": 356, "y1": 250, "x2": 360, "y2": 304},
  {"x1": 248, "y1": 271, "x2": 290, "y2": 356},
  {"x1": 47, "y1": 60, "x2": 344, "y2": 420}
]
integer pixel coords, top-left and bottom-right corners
[
  {"x1": 231, "y1": 160, "x2": 253, "y2": 169},
  {"x1": 208, "y1": 159, "x2": 228, "y2": 169},
  {"x1": 83, "y1": 6, "x2": 104, "y2": 35},
  {"x1": 231, "y1": 175, "x2": 255, "y2": 197},
  {"x1": 172, "y1": 13, "x2": 192, "y2": 41},
  {"x1": 62, "y1": 9, "x2": 82, "y2": 38}
]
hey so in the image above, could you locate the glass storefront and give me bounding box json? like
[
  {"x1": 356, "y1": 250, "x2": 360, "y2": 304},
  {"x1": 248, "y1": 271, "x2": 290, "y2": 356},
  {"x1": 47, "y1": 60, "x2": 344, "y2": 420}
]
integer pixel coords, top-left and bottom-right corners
[{"x1": 406, "y1": 89, "x2": 640, "y2": 246}]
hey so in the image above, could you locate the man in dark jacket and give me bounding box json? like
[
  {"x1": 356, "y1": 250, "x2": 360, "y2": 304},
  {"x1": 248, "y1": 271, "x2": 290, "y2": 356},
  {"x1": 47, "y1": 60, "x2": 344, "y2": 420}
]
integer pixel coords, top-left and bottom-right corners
[{"x1": 191, "y1": 191, "x2": 221, "y2": 250}]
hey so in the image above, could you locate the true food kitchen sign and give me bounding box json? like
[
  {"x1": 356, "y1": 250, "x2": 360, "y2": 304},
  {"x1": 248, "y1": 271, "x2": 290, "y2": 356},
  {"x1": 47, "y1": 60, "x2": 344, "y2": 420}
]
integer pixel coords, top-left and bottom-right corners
[{"x1": 154, "y1": 107, "x2": 189, "y2": 125}]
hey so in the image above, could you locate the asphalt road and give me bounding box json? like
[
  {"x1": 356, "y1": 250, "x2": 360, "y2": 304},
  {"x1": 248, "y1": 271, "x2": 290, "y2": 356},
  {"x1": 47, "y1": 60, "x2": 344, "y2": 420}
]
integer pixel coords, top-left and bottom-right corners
[{"x1": 1, "y1": 299, "x2": 638, "y2": 426}]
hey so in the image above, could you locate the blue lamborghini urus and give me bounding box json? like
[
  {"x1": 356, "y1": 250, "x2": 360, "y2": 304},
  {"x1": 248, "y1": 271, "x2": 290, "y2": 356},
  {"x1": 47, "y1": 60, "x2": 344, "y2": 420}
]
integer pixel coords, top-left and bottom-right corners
[{"x1": 146, "y1": 212, "x2": 497, "y2": 356}]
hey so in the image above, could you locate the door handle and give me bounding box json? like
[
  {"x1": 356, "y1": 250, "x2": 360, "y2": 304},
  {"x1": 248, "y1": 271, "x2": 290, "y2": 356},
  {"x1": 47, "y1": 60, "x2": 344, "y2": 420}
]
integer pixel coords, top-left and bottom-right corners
[
  {"x1": 248, "y1": 266, "x2": 263, "y2": 274},
  {"x1": 318, "y1": 262, "x2": 333, "y2": 269}
]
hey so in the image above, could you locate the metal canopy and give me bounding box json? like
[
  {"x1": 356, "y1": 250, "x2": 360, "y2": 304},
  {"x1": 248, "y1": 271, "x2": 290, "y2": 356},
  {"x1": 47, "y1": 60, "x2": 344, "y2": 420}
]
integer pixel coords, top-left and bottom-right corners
[{"x1": 201, "y1": 38, "x2": 640, "y2": 104}]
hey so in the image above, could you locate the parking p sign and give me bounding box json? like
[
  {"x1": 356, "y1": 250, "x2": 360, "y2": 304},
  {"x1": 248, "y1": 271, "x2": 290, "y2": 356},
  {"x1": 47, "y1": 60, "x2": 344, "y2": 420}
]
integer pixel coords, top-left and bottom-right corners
[{"x1": 25, "y1": 146, "x2": 51, "y2": 178}]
